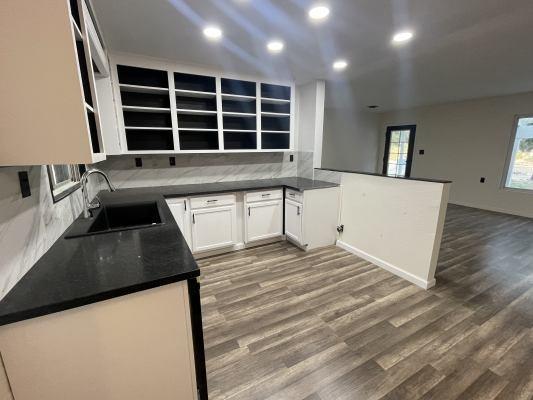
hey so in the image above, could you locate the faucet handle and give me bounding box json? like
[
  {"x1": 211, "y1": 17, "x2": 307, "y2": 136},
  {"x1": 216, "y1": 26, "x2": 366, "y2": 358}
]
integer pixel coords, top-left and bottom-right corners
[{"x1": 88, "y1": 195, "x2": 101, "y2": 210}]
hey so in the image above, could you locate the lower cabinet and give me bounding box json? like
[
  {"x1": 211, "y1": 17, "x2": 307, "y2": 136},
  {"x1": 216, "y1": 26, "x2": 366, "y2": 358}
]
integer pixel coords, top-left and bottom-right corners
[
  {"x1": 166, "y1": 187, "x2": 340, "y2": 254},
  {"x1": 190, "y1": 194, "x2": 237, "y2": 253},
  {"x1": 244, "y1": 190, "x2": 283, "y2": 243},
  {"x1": 285, "y1": 187, "x2": 340, "y2": 250},
  {"x1": 166, "y1": 198, "x2": 192, "y2": 248},
  {"x1": 0, "y1": 282, "x2": 200, "y2": 400},
  {"x1": 284, "y1": 198, "x2": 303, "y2": 244}
]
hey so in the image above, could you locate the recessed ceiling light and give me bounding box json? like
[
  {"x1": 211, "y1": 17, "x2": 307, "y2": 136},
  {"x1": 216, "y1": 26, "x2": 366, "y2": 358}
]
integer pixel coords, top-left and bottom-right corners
[
  {"x1": 203, "y1": 26, "x2": 222, "y2": 41},
  {"x1": 309, "y1": 5, "x2": 330, "y2": 20},
  {"x1": 392, "y1": 30, "x2": 414, "y2": 44},
  {"x1": 267, "y1": 40, "x2": 284, "y2": 53},
  {"x1": 332, "y1": 59, "x2": 348, "y2": 71}
]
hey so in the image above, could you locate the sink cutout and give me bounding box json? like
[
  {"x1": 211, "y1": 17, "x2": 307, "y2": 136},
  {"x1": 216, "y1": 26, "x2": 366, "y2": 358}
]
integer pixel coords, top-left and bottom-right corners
[{"x1": 66, "y1": 201, "x2": 163, "y2": 239}]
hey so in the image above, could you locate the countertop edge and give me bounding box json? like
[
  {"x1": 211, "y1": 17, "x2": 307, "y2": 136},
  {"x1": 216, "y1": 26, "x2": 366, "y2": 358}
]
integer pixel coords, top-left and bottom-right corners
[
  {"x1": 0, "y1": 270, "x2": 200, "y2": 327},
  {"x1": 315, "y1": 168, "x2": 452, "y2": 184}
]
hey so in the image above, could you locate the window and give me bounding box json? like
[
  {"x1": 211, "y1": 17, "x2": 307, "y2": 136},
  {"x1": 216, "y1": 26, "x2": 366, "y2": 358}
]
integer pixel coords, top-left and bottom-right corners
[
  {"x1": 46, "y1": 164, "x2": 83, "y2": 202},
  {"x1": 382, "y1": 125, "x2": 416, "y2": 178},
  {"x1": 505, "y1": 116, "x2": 533, "y2": 191}
]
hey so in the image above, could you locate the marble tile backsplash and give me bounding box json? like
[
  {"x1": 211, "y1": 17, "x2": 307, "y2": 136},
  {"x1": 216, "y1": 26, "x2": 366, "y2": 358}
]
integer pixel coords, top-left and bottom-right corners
[
  {"x1": 0, "y1": 166, "x2": 84, "y2": 299},
  {"x1": 97, "y1": 152, "x2": 301, "y2": 188}
]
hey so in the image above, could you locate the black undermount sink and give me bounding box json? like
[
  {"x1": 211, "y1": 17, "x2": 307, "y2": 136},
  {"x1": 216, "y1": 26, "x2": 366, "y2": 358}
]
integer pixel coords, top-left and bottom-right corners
[{"x1": 65, "y1": 201, "x2": 163, "y2": 239}]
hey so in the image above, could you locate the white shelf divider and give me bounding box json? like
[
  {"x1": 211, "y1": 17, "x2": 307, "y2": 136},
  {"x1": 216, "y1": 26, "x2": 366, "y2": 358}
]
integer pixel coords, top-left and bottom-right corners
[
  {"x1": 260, "y1": 97, "x2": 290, "y2": 104},
  {"x1": 175, "y1": 89, "x2": 216, "y2": 98},
  {"x1": 120, "y1": 84, "x2": 169, "y2": 94},
  {"x1": 261, "y1": 112, "x2": 290, "y2": 117},
  {"x1": 176, "y1": 109, "x2": 217, "y2": 115},
  {"x1": 178, "y1": 128, "x2": 218, "y2": 132},
  {"x1": 122, "y1": 106, "x2": 171, "y2": 113},
  {"x1": 221, "y1": 93, "x2": 256, "y2": 101},
  {"x1": 222, "y1": 111, "x2": 256, "y2": 117},
  {"x1": 124, "y1": 126, "x2": 173, "y2": 130}
]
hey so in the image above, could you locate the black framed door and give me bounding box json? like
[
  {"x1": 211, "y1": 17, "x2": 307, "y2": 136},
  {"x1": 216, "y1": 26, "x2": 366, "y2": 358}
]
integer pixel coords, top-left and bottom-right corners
[{"x1": 382, "y1": 125, "x2": 416, "y2": 178}]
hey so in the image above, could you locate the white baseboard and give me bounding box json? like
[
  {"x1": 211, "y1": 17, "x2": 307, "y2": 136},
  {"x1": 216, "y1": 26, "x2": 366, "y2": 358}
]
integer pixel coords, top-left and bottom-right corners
[
  {"x1": 336, "y1": 240, "x2": 436, "y2": 290},
  {"x1": 449, "y1": 201, "x2": 532, "y2": 219}
]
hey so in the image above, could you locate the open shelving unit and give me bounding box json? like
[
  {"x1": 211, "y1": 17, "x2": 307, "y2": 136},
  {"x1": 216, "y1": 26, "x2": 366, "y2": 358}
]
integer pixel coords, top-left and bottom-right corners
[
  {"x1": 117, "y1": 65, "x2": 174, "y2": 151},
  {"x1": 221, "y1": 78, "x2": 257, "y2": 151},
  {"x1": 70, "y1": 0, "x2": 106, "y2": 157},
  {"x1": 113, "y1": 62, "x2": 293, "y2": 153},
  {"x1": 260, "y1": 83, "x2": 291, "y2": 150},
  {"x1": 175, "y1": 72, "x2": 219, "y2": 151}
]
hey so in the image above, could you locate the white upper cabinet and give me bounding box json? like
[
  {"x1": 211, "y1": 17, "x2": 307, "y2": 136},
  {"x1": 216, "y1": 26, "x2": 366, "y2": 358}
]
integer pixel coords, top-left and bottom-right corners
[
  {"x1": 0, "y1": 0, "x2": 108, "y2": 165},
  {"x1": 105, "y1": 54, "x2": 295, "y2": 154}
]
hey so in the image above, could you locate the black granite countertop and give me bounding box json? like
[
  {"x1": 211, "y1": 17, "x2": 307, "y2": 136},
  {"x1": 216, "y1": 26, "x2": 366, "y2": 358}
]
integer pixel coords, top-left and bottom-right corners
[
  {"x1": 0, "y1": 177, "x2": 338, "y2": 326},
  {"x1": 315, "y1": 168, "x2": 452, "y2": 184},
  {"x1": 112, "y1": 177, "x2": 339, "y2": 198}
]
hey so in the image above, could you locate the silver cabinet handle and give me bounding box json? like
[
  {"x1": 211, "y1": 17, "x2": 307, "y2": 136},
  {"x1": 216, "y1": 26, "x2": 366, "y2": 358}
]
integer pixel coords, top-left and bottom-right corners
[
  {"x1": 184, "y1": 199, "x2": 187, "y2": 211},
  {"x1": 262, "y1": 193, "x2": 270, "y2": 197},
  {"x1": 192, "y1": 213, "x2": 195, "y2": 224},
  {"x1": 207, "y1": 199, "x2": 218, "y2": 203},
  {"x1": 248, "y1": 206, "x2": 251, "y2": 216},
  {"x1": 297, "y1": 206, "x2": 300, "y2": 216}
]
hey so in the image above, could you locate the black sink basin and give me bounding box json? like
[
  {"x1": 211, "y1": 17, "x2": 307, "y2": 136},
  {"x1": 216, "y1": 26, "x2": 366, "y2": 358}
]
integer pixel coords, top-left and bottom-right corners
[{"x1": 65, "y1": 201, "x2": 163, "y2": 239}]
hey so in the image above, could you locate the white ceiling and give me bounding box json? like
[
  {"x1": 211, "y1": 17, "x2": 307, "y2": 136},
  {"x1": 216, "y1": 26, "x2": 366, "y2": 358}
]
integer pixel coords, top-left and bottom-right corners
[{"x1": 91, "y1": 0, "x2": 533, "y2": 111}]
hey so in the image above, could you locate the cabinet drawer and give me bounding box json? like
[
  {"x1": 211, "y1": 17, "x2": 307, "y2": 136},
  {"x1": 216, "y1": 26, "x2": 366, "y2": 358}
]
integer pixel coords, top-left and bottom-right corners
[
  {"x1": 190, "y1": 193, "x2": 236, "y2": 209},
  {"x1": 245, "y1": 189, "x2": 283, "y2": 203},
  {"x1": 285, "y1": 188, "x2": 303, "y2": 203}
]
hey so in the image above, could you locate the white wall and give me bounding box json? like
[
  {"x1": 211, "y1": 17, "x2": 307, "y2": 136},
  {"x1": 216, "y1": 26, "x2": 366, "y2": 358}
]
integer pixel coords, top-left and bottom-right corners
[
  {"x1": 379, "y1": 91, "x2": 533, "y2": 217},
  {"x1": 295, "y1": 80, "x2": 325, "y2": 178},
  {"x1": 337, "y1": 173, "x2": 450, "y2": 289},
  {"x1": 321, "y1": 106, "x2": 380, "y2": 172},
  {"x1": 0, "y1": 167, "x2": 84, "y2": 300}
]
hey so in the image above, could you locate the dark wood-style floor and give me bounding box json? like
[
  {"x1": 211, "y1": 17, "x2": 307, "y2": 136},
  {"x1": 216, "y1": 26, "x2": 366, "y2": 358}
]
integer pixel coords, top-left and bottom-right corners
[{"x1": 198, "y1": 204, "x2": 533, "y2": 400}]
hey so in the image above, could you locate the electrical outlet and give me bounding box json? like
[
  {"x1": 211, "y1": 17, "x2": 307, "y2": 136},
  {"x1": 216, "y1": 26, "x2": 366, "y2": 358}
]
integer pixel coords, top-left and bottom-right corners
[
  {"x1": 135, "y1": 158, "x2": 142, "y2": 167},
  {"x1": 480, "y1": 177, "x2": 486, "y2": 183},
  {"x1": 18, "y1": 171, "x2": 31, "y2": 198},
  {"x1": 169, "y1": 157, "x2": 176, "y2": 166},
  {"x1": 419, "y1": 149, "x2": 425, "y2": 155},
  {"x1": 290, "y1": 154, "x2": 294, "y2": 162}
]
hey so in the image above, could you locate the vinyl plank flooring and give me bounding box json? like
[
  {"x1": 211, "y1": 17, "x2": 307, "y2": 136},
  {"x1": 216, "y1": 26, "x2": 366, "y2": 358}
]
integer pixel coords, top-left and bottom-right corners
[{"x1": 200, "y1": 204, "x2": 533, "y2": 399}]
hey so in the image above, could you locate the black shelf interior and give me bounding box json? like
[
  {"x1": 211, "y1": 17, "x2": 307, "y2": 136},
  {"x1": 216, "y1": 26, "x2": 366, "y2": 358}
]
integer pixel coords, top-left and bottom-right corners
[
  {"x1": 262, "y1": 132, "x2": 290, "y2": 149},
  {"x1": 224, "y1": 131, "x2": 257, "y2": 150},
  {"x1": 117, "y1": 65, "x2": 168, "y2": 88},
  {"x1": 223, "y1": 116, "x2": 256, "y2": 130},
  {"x1": 174, "y1": 72, "x2": 216, "y2": 92},
  {"x1": 221, "y1": 78, "x2": 256, "y2": 96},
  {"x1": 261, "y1": 83, "x2": 290, "y2": 100},
  {"x1": 69, "y1": 0, "x2": 81, "y2": 30},
  {"x1": 176, "y1": 95, "x2": 217, "y2": 111},
  {"x1": 261, "y1": 101, "x2": 290, "y2": 114},
  {"x1": 178, "y1": 114, "x2": 217, "y2": 130},
  {"x1": 75, "y1": 42, "x2": 93, "y2": 107},
  {"x1": 222, "y1": 99, "x2": 255, "y2": 114},
  {"x1": 121, "y1": 91, "x2": 170, "y2": 108},
  {"x1": 261, "y1": 116, "x2": 290, "y2": 131},
  {"x1": 126, "y1": 129, "x2": 174, "y2": 151},
  {"x1": 179, "y1": 131, "x2": 219, "y2": 150},
  {"x1": 87, "y1": 110, "x2": 100, "y2": 153},
  {"x1": 123, "y1": 111, "x2": 171, "y2": 128}
]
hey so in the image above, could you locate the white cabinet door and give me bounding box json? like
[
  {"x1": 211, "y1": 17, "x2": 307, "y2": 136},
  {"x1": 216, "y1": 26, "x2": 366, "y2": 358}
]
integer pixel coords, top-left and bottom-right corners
[
  {"x1": 285, "y1": 199, "x2": 303, "y2": 245},
  {"x1": 245, "y1": 200, "x2": 283, "y2": 243},
  {"x1": 166, "y1": 198, "x2": 192, "y2": 248},
  {"x1": 191, "y1": 205, "x2": 236, "y2": 253}
]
